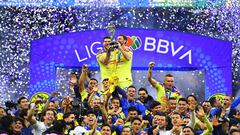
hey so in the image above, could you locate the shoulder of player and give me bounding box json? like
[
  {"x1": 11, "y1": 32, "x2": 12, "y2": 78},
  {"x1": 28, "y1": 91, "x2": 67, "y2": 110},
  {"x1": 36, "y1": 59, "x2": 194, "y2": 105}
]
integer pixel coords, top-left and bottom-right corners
[{"x1": 122, "y1": 46, "x2": 132, "y2": 52}]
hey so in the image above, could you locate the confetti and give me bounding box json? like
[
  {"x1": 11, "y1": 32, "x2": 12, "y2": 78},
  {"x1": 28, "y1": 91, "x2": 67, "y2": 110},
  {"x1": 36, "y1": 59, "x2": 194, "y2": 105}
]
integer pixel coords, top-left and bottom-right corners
[{"x1": 0, "y1": 2, "x2": 239, "y2": 106}]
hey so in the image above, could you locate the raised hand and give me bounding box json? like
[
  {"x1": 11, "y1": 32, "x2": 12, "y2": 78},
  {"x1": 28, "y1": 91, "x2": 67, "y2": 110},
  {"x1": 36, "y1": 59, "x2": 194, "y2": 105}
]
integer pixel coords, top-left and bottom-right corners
[
  {"x1": 153, "y1": 125, "x2": 159, "y2": 135},
  {"x1": 212, "y1": 115, "x2": 220, "y2": 126},
  {"x1": 174, "y1": 87, "x2": 181, "y2": 95},
  {"x1": 172, "y1": 126, "x2": 181, "y2": 134},
  {"x1": 64, "y1": 96, "x2": 72, "y2": 106},
  {"x1": 115, "y1": 118, "x2": 124, "y2": 126},
  {"x1": 51, "y1": 91, "x2": 57, "y2": 98},
  {"x1": 141, "y1": 119, "x2": 149, "y2": 127},
  {"x1": 109, "y1": 105, "x2": 118, "y2": 114},
  {"x1": 148, "y1": 62, "x2": 155, "y2": 70},
  {"x1": 82, "y1": 64, "x2": 88, "y2": 73},
  {"x1": 233, "y1": 110, "x2": 240, "y2": 120},
  {"x1": 109, "y1": 109, "x2": 116, "y2": 115},
  {"x1": 92, "y1": 85, "x2": 99, "y2": 93},
  {"x1": 196, "y1": 105, "x2": 205, "y2": 118}
]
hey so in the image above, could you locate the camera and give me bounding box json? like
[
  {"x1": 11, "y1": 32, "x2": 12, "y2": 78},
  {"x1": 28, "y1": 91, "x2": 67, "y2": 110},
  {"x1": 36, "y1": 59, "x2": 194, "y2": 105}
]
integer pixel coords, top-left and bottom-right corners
[
  {"x1": 71, "y1": 97, "x2": 81, "y2": 108},
  {"x1": 109, "y1": 42, "x2": 119, "y2": 49},
  {"x1": 5, "y1": 100, "x2": 17, "y2": 109},
  {"x1": 71, "y1": 97, "x2": 86, "y2": 117}
]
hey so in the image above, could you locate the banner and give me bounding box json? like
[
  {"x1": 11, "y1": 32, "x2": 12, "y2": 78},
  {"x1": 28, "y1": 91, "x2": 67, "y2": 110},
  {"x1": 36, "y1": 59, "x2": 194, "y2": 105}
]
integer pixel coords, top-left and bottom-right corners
[{"x1": 30, "y1": 28, "x2": 232, "y2": 99}]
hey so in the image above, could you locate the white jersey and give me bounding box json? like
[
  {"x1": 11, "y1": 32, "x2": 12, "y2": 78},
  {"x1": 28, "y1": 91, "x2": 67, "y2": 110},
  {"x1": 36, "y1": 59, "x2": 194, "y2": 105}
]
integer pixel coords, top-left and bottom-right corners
[{"x1": 32, "y1": 121, "x2": 52, "y2": 135}]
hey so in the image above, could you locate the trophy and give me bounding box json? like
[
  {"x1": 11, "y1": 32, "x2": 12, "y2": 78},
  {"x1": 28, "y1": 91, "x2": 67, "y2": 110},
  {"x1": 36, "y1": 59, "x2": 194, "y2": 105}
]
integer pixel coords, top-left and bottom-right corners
[
  {"x1": 107, "y1": 23, "x2": 119, "y2": 50},
  {"x1": 106, "y1": 23, "x2": 116, "y2": 40}
]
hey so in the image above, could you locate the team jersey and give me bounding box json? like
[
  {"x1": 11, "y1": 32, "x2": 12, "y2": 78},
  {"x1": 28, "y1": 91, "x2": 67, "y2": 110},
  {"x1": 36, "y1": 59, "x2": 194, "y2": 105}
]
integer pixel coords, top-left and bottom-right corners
[
  {"x1": 155, "y1": 83, "x2": 182, "y2": 104},
  {"x1": 96, "y1": 48, "x2": 133, "y2": 88},
  {"x1": 81, "y1": 89, "x2": 88, "y2": 102},
  {"x1": 97, "y1": 52, "x2": 114, "y2": 81}
]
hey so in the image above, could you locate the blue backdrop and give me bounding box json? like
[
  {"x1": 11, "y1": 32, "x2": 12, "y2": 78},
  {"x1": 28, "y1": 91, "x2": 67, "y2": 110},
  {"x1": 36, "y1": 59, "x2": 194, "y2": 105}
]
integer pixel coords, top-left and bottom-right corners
[{"x1": 30, "y1": 28, "x2": 232, "y2": 99}]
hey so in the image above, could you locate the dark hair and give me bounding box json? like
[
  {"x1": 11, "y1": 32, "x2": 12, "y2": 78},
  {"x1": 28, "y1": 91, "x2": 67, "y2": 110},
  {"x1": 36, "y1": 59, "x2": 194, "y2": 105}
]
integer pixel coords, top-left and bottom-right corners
[
  {"x1": 17, "y1": 97, "x2": 27, "y2": 104},
  {"x1": 128, "y1": 106, "x2": 138, "y2": 113},
  {"x1": 182, "y1": 126, "x2": 195, "y2": 133},
  {"x1": 42, "y1": 109, "x2": 55, "y2": 116},
  {"x1": 142, "y1": 115, "x2": 149, "y2": 121},
  {"x1": 90, "y1": 78, "x2": 98, "y2": 83},
  {"x1": 209, "y1": 96, "x2": 217, "y2": 107},
  {"x1": 202, "y1": 100, "x2": 210, "y2": 103},
  {"x1": 101, "y1": 124, "x2": 112, "y2": 133},
  {"x1": 49, "y1": 100, "x2": 55, "y2": 104},
  {"x1": 172, "y1": 112, "x2": 181, "y2": 117},
  {"x1": 154, "y1": 113, "x2": 166, "y2": 118},
  {"x1": 187, "y1": 95, "x2": 198, "y2": 102},
  {"x1": 165, "y1": 74, "x2": 174, "y2": 78},
  {"x1": 128, "y1": 106, "x2": 140, "y2": 116},
  {"x1": 110, "y1": 97, "x2": 120, "y2": 102},
  {"x1": 127, "y1": 85, "x2": 136, "y2": 91},
  {"x1": 178, "y1": 98, "x2": 188, "y2": 104},
  {"x1": 41, "y1": 109, "x2": 55, "y2": 121},
  {"x1": 13, "y1": 117, "x2": 24, "y2": 125},
  {"x1": 70, "y1": 73, "x2": 79, "y2": 80},
  {"x1": 63, "y1": 112, "x2": 74, "y2": 119},
  {"x1": 43, "y1": 120, "x2": 65, "y2": 135},
  {"x1": 0, "y1": 115, "x2": 14, "y2": 128},
  {"x1": 150, "y1": 100, "x2": 161, "y2": 109},
  {"x1": 118, "y1": 34, "x2": 127, "y2": 41},
  {"x1": 229, "y1": 128, "x2": 240, "y2": 134},
  {"x1": 138, "y1": 87, "x2": 148, "y2": 94},
  {"x1": 87, "y1": 110, "x2": 96, "y2": 117},
  {"x1": 110, "y1": 97, "x2": 122, "y2": 107},
  {"x1": 18, "y1": 109, "x2": 28, "y2": 118},
  {"x1": 122, "y1": 126, "x2": 131, "y2": 131},
  {"x1": 103, "y1": 36, "x2": 111, "y2": 40},
  {"x1": 101, "y1": 123, "x2": 111, "y2": 128},
  {"x1": 168, "y1": 97, "x2": 176, "y2": 101},
  {"x1": 131, "y1": 117, "x2": 142, "y2": 124},
  {"x1": 202, "y1": 100, "x2": 211, "y2": 105},
  {"x1": 102, "y1": 78, "x2": 109, "y2": 82},
  {"x1": 225, "y1": 95, "x2": 233, "y2": 101}
]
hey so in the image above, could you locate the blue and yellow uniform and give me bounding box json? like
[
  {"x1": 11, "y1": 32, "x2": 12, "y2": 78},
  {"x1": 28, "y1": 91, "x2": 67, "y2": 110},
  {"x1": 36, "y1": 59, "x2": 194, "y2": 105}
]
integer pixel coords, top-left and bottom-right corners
[
  {"x1": 155, "y1": 83, "x2": 182, "y2": 104},
  {"x1": 96, "y1": 48, "x2": 133, "y2": 89}
]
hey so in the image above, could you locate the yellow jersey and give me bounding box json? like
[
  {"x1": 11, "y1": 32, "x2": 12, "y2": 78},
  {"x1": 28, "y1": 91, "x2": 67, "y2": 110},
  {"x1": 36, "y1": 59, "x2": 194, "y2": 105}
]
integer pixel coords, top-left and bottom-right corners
[{"x1": 97, "y1": 49, "x2": 133, "y2": 88}]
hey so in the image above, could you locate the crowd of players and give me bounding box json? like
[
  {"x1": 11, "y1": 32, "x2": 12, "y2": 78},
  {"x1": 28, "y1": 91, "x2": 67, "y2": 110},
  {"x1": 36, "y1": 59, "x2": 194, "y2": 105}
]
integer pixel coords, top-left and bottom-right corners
[{"x1": 0, "y1": 34, "x2": 239, "y2": 135}]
